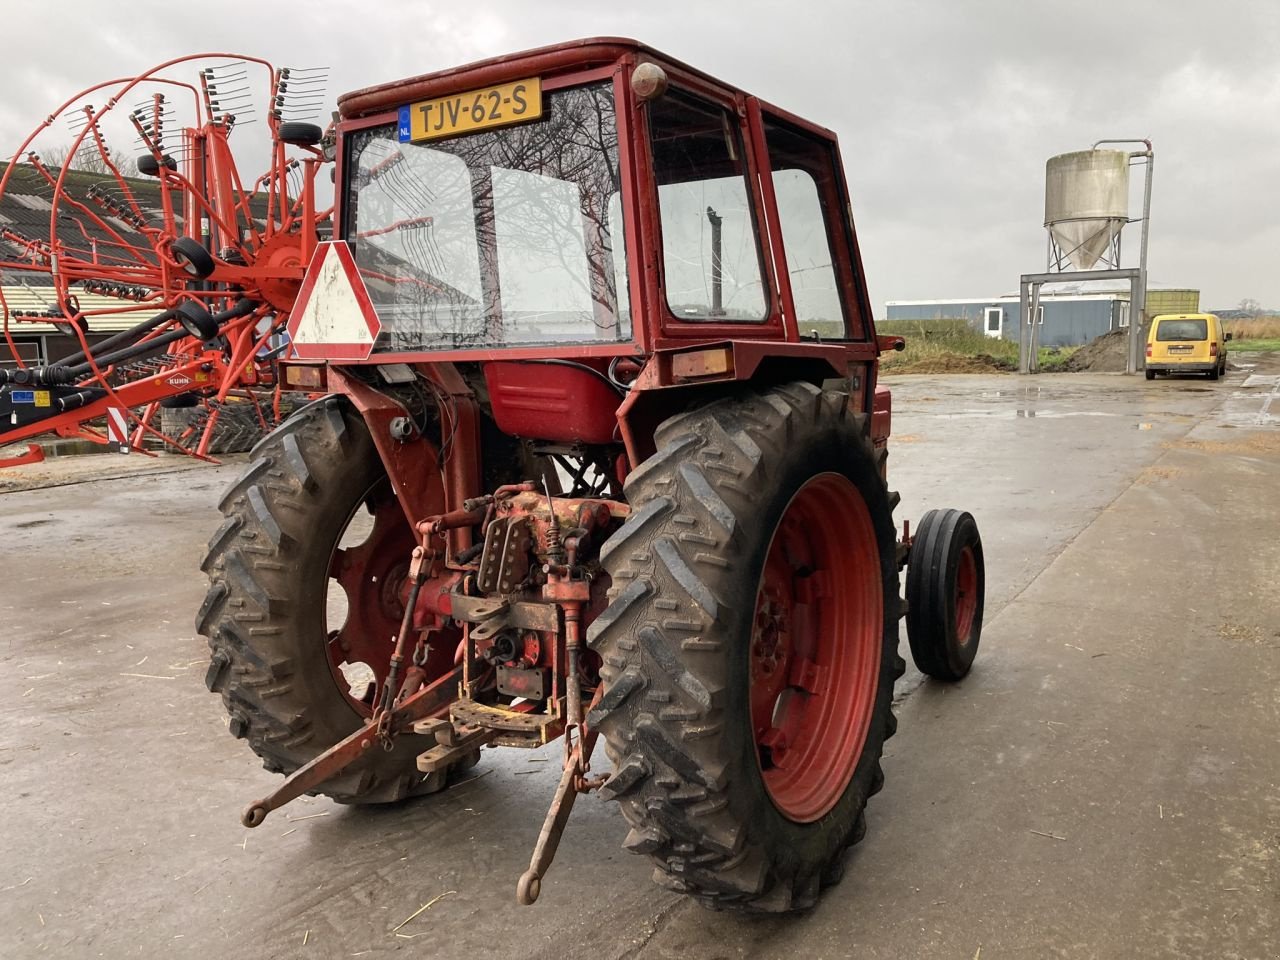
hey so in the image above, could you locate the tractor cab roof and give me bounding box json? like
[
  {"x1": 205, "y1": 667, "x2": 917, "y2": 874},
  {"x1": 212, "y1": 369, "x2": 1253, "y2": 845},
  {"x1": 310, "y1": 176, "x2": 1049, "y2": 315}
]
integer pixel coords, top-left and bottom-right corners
[{"x1": 339, "y1": 37, "x2": 757, "y2": 121}]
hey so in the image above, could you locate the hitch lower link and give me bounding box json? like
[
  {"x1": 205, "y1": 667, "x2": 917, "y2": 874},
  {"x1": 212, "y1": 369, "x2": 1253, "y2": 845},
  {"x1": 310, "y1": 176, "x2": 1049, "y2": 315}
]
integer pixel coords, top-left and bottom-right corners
[
  {"x1": 237, "y1": 543, "x2": 607, "y2": 906},
  {"x1": 517, "y1": 687, "x2": 607, "y2": 905}
]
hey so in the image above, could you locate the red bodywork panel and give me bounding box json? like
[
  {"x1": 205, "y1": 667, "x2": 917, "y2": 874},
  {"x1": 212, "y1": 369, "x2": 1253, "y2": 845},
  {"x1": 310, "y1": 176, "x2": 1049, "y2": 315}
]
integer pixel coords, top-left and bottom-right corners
[
  {"x1": 340, "y1": 40, "x2": 647, "y2": 118},
  {"x1": 484, "y1": 362, "x2": 623, "y2": 445},
  {"x1": 872, "y1": 385, "x2": 892, "y2": 449},
  {"x1": 326, "y1": 367, "x2": 447, "y2": 527}
]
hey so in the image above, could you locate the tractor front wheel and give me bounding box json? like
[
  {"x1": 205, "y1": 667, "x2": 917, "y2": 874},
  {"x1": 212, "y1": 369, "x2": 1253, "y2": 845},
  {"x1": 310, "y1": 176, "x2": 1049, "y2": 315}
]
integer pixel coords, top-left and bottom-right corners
[
  {"x1": 905, "y1": 508, "x2": 985, "y2": 681},
  {"x1": 589, "y1": 382, "x2": 903, "y2": 911},
  {"x1": 197, "y1": 397, "x2": 469, "y2": 803}
]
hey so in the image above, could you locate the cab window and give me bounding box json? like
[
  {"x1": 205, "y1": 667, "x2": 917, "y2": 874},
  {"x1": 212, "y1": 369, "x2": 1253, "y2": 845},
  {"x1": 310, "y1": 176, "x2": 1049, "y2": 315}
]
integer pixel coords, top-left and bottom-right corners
[
  {"x1": 763, "y1": 117, "x2": 858, "y2": 340},
  {"x1": 649, "y1": 90, "x2": 768, "y2": 322}
]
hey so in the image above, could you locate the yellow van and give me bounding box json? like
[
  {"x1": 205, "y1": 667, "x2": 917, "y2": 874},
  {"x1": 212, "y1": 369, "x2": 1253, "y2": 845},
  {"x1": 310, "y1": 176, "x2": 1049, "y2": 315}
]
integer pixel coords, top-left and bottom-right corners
[{"x1": 1145, "y1": 313, "x2": 1230, "y2": 381}]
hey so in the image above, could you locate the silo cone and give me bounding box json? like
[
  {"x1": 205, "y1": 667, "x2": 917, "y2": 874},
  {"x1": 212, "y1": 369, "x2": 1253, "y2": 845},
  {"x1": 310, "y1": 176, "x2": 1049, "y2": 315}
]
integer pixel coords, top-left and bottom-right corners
[{"x1": 1045, "y1": 150, "x2": 1129, "y2": 270}]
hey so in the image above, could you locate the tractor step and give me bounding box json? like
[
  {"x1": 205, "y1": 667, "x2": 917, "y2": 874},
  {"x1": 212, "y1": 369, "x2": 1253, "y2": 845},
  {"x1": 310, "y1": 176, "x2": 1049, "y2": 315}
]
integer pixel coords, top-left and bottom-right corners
[
  {"x1": 413, "y1": 717, "x2": 495, "y2": 772},
  {"x1": 414, "y1": 699, "x2": 564, "y2": 771},
  {"x1": 452, "y1": 698, "x2": 565, "y2": 746}
]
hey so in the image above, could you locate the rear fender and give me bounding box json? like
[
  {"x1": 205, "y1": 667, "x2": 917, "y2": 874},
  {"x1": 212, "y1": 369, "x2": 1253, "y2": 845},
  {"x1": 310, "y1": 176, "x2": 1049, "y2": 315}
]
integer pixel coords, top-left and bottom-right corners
[
  {"x1": 872, "y1": 385, "x2": 891, "y2": 448},
  {"x1": 324, "y1": 367, "x2": 447, "y2": 532},
  {"x1": 617, "y1": 341, "x2": 877, "y2": 468}
]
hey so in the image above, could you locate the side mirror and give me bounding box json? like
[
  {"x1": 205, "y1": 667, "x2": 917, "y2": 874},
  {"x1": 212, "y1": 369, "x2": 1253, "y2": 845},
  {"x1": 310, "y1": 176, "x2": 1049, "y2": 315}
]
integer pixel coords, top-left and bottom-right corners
[{"x1": 1225, "y1": 332, "x2": 1233, "y2": 341}]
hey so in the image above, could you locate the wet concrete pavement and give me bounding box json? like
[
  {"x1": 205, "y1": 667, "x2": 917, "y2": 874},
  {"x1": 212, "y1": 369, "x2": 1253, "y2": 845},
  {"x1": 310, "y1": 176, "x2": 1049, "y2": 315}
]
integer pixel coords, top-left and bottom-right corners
[{"x1": 1, "y1": 360, "x2": 1277, "y2": 959}]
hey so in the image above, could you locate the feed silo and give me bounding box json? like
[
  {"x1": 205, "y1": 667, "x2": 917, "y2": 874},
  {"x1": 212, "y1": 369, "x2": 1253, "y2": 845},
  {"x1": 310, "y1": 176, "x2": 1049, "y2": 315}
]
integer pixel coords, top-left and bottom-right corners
[
  {"x1": 1021, "y1": 140, "x2": 1154, "y2": 376},
  {"x1": 1044, "y1": 150, "x2": 1130, "y2": 270}
]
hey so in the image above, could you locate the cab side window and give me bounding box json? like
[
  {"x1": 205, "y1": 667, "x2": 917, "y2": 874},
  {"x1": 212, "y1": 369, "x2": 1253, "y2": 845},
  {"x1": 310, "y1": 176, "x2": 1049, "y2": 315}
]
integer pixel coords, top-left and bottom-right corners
[
  {"x1": 763, "y1": 117, "x2": 859, "y2": 340},
  {"x1": 649, "y1": 90, "x2": 768, "y2": 322}
]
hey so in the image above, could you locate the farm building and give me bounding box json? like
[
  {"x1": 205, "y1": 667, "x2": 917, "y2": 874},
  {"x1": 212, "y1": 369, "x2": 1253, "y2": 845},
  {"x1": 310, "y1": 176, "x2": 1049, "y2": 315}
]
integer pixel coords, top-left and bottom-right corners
[
  {"x1": 884, "y1": 289, "x2": 1199, "y2": 348},
  {"x1": 1, "y1": 160, "x2": 281, "y2": 372},
  {"x1": 1, "y1": 162, "x2": 165, "y2": 371}
]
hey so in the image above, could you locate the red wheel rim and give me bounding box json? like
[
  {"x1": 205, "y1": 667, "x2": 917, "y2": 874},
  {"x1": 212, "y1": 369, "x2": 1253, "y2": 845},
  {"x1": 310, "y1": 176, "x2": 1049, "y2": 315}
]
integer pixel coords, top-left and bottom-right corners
[
  {"x1": 954, "y1": 544, "x2": 978, "y2": 647},
  {"x1": 750, "y1": 473, "x2": 883, "y2": 823},
  {"x1": 325, "y1": 481, "x2": 416, "y2": 715}
]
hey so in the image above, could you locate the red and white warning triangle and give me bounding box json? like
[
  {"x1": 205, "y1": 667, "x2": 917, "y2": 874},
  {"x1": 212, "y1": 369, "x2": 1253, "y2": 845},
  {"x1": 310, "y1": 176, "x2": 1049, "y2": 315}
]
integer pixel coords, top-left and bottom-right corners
[{"x1": 287, "y1": 242, "x2": 382, "y2": 361}]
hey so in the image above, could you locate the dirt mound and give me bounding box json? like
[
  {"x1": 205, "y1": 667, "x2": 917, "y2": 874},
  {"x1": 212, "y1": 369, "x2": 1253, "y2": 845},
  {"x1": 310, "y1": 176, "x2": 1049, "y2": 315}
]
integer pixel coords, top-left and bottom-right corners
[
  {"x1": 1065, "y1": 328, "x2": 1130, "y2": 372},
  {"x1": 883, "y1": 353, "x2": 1012, "y2": 375}
]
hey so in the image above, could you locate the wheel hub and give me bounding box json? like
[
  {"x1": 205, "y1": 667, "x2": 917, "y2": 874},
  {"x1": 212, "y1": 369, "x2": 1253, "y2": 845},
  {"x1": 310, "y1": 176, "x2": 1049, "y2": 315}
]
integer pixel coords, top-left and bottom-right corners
[
  {"x1": 750, "y1": 472, "x2": 883, "y2": 823},
  {"x1": 325, "y1": 482, "x2": 417, "y2": 714},
  {"x1": 752, "y1": 590, "x2": 790, "y2": 676},
  {"x1": 251, "y1": 231, "x2": 307, "y2": 312},
  {"x1": 954, "y1": 544, "x2": 978, "y2": 646}
]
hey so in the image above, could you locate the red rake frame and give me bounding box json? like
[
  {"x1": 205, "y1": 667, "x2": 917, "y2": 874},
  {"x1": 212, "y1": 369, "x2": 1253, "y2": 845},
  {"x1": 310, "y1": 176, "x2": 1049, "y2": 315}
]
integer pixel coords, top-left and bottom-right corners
[{"x1": 0, "y1": 53, "x2": 333, "y2": 466}]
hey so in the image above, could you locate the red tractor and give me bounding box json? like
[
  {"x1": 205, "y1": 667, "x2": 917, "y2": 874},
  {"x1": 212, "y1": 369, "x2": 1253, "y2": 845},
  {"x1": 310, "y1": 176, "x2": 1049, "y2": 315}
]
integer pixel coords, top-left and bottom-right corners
[{"x1": 200, "y1": 38, "x2": 986, "y2": 912}]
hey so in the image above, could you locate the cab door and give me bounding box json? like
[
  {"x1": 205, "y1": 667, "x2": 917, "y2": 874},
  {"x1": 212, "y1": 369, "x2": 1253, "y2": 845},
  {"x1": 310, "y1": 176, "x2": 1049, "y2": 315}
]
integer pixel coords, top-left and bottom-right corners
[
  {"x1": 748, "y1": 101, "x2": 873, "y2": 346},
  {"x1": 642, "y1": 82, "x2": 784, "y2": 345}
]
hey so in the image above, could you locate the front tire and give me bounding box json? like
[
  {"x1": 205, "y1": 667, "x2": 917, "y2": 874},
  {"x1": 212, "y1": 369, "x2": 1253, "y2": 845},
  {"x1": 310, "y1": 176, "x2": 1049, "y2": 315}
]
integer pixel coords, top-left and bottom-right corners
[
  {"x1": 905, "y1": 508, "x2": 985, "y2": 681},
  {"x1": 588, "y1": 382, "x2": 903, "y2": 911}
]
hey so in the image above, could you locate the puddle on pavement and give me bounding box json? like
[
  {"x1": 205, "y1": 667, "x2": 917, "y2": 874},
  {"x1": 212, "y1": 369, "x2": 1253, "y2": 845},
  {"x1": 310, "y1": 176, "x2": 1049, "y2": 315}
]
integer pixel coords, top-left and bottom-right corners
[
  {"x1": 1216, "y1": 374, "x2": 1280, "y2": 428},
  {"x1": 1242, "y1": 375, "x2": 1280, "y2": 388},
  {"x1": 939, "y1": 409, "x2": 1124, "y2": 419}
]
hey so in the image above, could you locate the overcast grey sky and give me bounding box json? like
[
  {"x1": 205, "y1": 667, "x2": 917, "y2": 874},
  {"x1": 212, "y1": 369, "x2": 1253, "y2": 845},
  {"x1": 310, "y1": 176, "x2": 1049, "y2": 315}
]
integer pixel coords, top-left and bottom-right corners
[{"x1": 4, "y1": 0, "x2": 1276, "y2": 310}]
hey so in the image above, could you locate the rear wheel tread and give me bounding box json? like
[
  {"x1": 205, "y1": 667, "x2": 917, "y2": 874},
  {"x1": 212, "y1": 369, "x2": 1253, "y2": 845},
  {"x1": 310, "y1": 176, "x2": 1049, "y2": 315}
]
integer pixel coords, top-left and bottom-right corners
[
  {"x1": 197, "y1": 400, "x2": 459, "y2": 804},
  {"x1": 591, "y1": 382, "x2": 901, "y2": 911}
]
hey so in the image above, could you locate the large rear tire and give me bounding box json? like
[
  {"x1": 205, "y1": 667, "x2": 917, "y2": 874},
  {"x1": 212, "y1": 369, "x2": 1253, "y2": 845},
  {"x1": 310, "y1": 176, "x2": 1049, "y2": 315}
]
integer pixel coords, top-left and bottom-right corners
[
  {"x1": 588, "y1": 381, "x2": 903, "y2": 912},
  {"x1": 197, "y1": 397, "x2": 468, "y2": 803}
]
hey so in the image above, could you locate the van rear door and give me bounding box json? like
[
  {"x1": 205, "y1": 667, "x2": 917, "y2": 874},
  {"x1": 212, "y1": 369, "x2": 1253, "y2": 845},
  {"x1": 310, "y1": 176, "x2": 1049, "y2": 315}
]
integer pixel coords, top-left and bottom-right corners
[{"x1": 1151, "y1": 317, "x2": 1210, "y2": 364}]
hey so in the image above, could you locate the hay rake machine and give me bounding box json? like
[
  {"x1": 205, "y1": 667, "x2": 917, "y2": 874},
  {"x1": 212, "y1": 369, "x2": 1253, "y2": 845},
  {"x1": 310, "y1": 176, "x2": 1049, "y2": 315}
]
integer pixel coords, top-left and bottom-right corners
[{"x1": 0, "y1": 54, "x2": 333, "y2": 466}]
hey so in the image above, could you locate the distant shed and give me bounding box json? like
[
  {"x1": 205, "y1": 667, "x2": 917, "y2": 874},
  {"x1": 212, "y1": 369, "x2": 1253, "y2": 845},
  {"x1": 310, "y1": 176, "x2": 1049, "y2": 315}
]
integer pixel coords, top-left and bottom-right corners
[{"x1": 884, "y1": 289, "x2": 1200, "y2": 348}]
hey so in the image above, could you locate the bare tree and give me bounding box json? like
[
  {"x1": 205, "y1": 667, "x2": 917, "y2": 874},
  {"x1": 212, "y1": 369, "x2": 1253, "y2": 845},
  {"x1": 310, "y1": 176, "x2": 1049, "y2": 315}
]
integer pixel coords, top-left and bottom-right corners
[
  {"x1": 1238, "y1": 297, "x2": 1262, "y2": 317},
  {"x1": 40, "y1": 143, "x2": 137, "y2": 178}
]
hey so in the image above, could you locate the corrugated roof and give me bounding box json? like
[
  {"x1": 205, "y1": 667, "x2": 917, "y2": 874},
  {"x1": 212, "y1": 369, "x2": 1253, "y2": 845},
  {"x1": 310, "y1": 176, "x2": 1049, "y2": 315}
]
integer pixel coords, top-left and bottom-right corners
[
  {"x1": 1, "y1": 160, "x2": 273, "y2": 338},
  {"x1": 1, "y1": 159, "x2": 274, "y2": 284},
  {"x1": 0, "y1": 161, "x2": 176, "y2": 278},
  {"x1": 885, "y1": 293, "x2": 1132, "y2": 306},
  {"x1": 2, "y1": 284, "x2": 154, "y2": 334}
]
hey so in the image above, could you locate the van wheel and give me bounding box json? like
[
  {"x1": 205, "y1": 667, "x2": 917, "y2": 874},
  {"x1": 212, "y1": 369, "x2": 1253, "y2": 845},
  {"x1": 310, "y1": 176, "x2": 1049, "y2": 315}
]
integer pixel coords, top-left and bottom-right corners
[
  {"x1": 1144, "y1": 370, "x2": 1155, "y2": 381},
  {"x1": 1208, "y1": 366, "x2": 1220, "y2": 381}
]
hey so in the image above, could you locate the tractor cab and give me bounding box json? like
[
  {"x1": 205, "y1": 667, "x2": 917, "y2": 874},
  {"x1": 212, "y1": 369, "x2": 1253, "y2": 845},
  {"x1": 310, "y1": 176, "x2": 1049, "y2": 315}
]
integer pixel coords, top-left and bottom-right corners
[{"x1": 289, "y1": 39, "x2": 883, "y2": 455}]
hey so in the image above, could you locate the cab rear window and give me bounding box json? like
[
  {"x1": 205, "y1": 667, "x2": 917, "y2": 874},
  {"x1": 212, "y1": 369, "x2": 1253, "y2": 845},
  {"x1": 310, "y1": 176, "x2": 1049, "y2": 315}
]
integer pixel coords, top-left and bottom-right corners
[{"x1": 1156, "y1": 320, "x2": 1207, "y2": 341}]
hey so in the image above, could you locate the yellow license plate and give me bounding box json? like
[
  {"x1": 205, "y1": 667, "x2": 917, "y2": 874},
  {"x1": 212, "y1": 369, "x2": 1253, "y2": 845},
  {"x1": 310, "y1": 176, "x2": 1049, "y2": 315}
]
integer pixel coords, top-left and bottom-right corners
[{"x1": 399, "y1": 78, "x2": 542, "y2": 143}]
